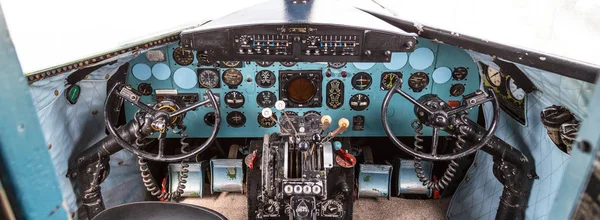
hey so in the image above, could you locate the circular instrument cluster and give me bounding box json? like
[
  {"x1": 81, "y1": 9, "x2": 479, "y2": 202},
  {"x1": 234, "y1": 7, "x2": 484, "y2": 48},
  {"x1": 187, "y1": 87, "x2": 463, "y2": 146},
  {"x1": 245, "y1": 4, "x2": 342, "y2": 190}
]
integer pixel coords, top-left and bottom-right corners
[
  {"x1": 223, "y1": 69, "x2": 243, "y2": 87},
  {"x1": 256, "y1": 70, "x2": 276, "y2": 88},
  {"x1": 351, "y1": 72, "x2": 372, "y2": 90},
  {"x1": 224, "y1": 91, "x2": 245, "y2": 108},
  {"x1": 226, "y1": 111, "x2": 246, "y2": 127},
  {"x1": 349, "y1": 94, "x2": 370, "y2": 111},
  {"x1": 380, "y1": 72, "x2": 401, "y2": 90},
  {"x1": 198, "y1": 69, "x2": 220, "y2": 88},
  {"x1": 408, "y1": 72, "x2": 429, "y2": 92},
  {"x1": 257, "y1": 91, "x2": 277, "y2": 108},
  {"x1": 173, "y1": 47, "x2": 194, "y2": 66}
]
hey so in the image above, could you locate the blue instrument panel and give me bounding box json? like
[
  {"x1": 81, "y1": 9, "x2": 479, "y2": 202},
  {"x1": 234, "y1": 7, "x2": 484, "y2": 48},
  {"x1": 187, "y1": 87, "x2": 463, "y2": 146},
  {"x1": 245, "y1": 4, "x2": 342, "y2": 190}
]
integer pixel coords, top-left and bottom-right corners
[{"x1": 125, "y1": 38, "x2": 480, "y2": 138}]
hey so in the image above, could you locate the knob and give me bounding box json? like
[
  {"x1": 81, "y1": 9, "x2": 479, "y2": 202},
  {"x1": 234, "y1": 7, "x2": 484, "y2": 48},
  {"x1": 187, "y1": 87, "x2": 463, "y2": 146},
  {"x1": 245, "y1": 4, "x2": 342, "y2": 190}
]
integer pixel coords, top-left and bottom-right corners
[
  {"x1": 333, "y1": 141, "x2": 342, "y2": 151},
  {"x1": 312, "y1": 134, "x2": 322, "y2": 142},
  {"x1": 364, "y1": 50, "x2": 371, "y2": 56},
  {"x1": 321, "y1": 115, "x2": 332, "y2": 130},
  {"x1": 275, "y1": 100, "x2": 286, "y2": 111},
  {"x1": 298, "y1": 141, "x2": 310, "y2": 152}
]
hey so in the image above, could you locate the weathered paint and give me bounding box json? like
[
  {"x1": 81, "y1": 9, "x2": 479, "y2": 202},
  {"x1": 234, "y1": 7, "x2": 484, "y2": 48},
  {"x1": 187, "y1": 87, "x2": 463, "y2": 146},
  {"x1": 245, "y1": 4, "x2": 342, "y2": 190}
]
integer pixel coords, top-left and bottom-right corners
[{"x1": 0, "y1": 4, "x2": 67, "y2": 220}]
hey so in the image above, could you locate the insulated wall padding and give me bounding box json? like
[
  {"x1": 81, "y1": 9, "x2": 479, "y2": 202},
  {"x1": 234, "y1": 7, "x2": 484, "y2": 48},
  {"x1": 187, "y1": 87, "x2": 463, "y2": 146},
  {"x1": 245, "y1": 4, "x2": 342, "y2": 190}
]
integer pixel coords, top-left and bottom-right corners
[
  {"x1": 30, "y1": 57, "x2": 147, "y2": 217},
  {"x1": 447, "y1": 86, "x2": 572, "y2": 220}
]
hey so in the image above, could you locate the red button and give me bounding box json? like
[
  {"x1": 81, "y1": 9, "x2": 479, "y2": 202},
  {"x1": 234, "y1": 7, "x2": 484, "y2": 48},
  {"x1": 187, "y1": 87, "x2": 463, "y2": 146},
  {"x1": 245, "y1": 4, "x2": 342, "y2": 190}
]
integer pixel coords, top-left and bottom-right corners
[
  {"x1": 341, "y1": 71, "x2": 347, "y2": 78},
  {"x1": 448, "y1": 100, "x2": 460, "y2": 108}
]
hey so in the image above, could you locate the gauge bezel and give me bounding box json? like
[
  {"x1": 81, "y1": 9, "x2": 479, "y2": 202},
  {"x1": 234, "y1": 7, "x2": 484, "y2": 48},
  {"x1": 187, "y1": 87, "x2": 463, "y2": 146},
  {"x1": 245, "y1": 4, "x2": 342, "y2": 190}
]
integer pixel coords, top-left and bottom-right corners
[
  {"x1": 506, "y1": 77, "x2": 526, "y2": 101},
  {"x1": 328, "y1": 62, "x2": 347, "y2": 69},
  {"x1": 172, "y1": 47, "x2": 194, "y2": 66},
  {"x1": 257, "y1": 113, "x2": 277, "y2": 128},
  {"x1": 349, "y1": 93, "x2": 370, "y2": 111},
  {"x1": 452, "y1": 67, "x2": 468, "y2": 80},
  {"x1": 197, "y1": 69, "x2": 220, "y2": 88},
  {"x1": 220, "y1": 61, "x2": 242, "y2": 68},
  {"x1": 255, "y1": 70, "x2": 277, "y2": 88},
  {"x1": 222, "y1": 69, "x2": 243, "y2": 87},
  {"x1": 256, "y1": 61, "x2": 274, "y2": 67},
  {"x1": 256, "y1": 91, "x2": 277, "y2": 108},
  {"x1": 380, "y1": 72, "x2": 402, "y2": 90},
  {"x1": 226, "y1": 111, "x2": 246, "y2": 128},
  {"x1": 351, "y1": 72, "x2": 373, "y2": 90},
  {"x1": 280, "y1": 61, "x2": 297, "y2": 67},
  {"x1": 224, "y1": 91, "x2": 245, "y2": 109},
  {"x1": 485, "y1": 66, "x2": 502, "y2": 87},
  {"x1": 408, "y1": 72, "x2": 430, "y2": 92},
  {"x1": 449, "y1": 84, "x2": 466, "y2": 97}
]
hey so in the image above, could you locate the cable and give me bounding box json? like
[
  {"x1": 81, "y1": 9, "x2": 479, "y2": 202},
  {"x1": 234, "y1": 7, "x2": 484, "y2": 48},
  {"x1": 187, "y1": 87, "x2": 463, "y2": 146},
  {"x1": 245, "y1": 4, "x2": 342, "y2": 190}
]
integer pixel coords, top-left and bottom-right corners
[
  {"x1": 412, "y1": 116, "x2": 466, "y2": 191},
  {"x1": 138, "y1": 157, "x2": 188, "y2": 201}
]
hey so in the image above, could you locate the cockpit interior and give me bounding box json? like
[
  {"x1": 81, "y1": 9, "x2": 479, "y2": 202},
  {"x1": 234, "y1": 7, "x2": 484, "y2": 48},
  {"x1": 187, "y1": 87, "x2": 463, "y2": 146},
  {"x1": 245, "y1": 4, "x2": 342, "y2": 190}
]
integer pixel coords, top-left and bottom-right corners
[{"x1": 1, "y1": 0, "x2": 599, "y2": 220}]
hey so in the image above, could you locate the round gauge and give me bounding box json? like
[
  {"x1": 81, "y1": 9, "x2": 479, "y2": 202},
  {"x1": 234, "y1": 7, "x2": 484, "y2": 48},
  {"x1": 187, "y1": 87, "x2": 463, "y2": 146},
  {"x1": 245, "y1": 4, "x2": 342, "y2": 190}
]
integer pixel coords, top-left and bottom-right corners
[
  {"x1": 204, "y1": 112, "x2": 216, "y2": 127},
  {"x1": 507, "y1": 77, "x2": 526, "y2": 101},
  {"x1": 196, "y1": 51, "x2": 215, "y2": 66},
  {"x1": 408, "y1": 72, "x2": 429, "y2": 92},
  {"x1": 256, "y1": 70, "x2": 276, "y2": 88},
  {"x1": 222, "y1": 69, "x2": 243, "y2": 87},
  {"x1": 172, "y1": 47, "x2": 194, "y2": 66},
  {"x1": 351, "y1": 72, "x2": 372, "y2": 90},
  {"x1": 226, "y1": 111, "x2": 246, "y2": 128},
  {"x1": 486, "y1": 66, "x2": 502, "y2": 87},
  {"x1": 349, "y1": 94, "x2": 370, "y2": 111},
  {"x1": 256, "y1": 61, "x2": 274, "y2": 67},
  {"x1": 287, "y1": 77, "x2": 315, "y2": 104},
  {"x1": 381, "y1": 72, "x2": 402, "y2": 90},
  {"x1": 452, "y1": 67, "x2": 468, "y2": 80},
  {"x1": 257, "y1": 91, "x2": 277, "y2": 108},
  {"x1": 328, "y1": 62, "x2": 347, "y2": 69},
  {"x1": 450, "y1": 84, "x2": 465, "y2": 97},
  {"x1": 282, "y1": 111, "x2": 298, "y2": 116},
  {"x1": 304, "y1": 110, "x2": 321, "y2": 116},
  {"x1": 198, "y1": 69, "x2": 219, "y2": 88},
  {"x1": 224, "y1": 91, "x2": 245, "y2": 108},
  {"x1": 137, "y1": 83, "x2": 153, "y2": 96},
  {"x1": 280, "y1": 61, "x2": 297, "y2": 67},
  {"x1": 257, "y1": 114, "x2": 277, "y2": 128},
  {"x1": 221, "y1": 61, "x2": 241, "y2": 68}
]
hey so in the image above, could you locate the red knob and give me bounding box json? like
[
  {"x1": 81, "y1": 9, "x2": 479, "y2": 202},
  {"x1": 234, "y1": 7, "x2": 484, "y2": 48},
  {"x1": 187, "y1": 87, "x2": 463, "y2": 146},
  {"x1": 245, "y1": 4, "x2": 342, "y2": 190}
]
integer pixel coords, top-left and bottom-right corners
[{"x1": 341, "y1": 71, "x2": 347, "y2": 78}]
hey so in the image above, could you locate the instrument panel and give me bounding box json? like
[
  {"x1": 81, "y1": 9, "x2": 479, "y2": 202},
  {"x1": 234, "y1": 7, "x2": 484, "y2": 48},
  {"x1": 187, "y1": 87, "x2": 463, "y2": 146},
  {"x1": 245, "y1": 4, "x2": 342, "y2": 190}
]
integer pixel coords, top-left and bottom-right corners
[{"x1": 125, "y1": 38, "x2": 479, "y2": 138}]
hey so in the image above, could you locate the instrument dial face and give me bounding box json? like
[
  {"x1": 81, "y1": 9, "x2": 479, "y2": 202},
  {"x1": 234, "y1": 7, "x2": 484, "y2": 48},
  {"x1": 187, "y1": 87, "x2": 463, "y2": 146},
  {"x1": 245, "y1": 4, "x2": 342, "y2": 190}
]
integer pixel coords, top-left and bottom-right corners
[
  {"x1": 222, "y1": 69, "x2": 243, "y2": 87},
  {"x1": 452, "y1": 67, "x2": 468, "y2": 80},
  {"x1": 196, "y1": 51, "x2": 215, "y2": 66},
  {"x1": 257, "y1": 114, "x2": 277, "y2": 128},
  {"x1": 486, "y1": 66, "x2": 502, "y2": 87},
  {"x1": 280, "y1": 61, "x2": 297, "y2": 67},
  {"x1": 381, "y1": 72, "x2": 402, "y2": 90},
  {"x1": 221, "y1": 61, "x2": 241, "y2": 68},
  {"x1": 224, "y1": 91, "x2": 245, "y2": 108},
  {"x1": 328, "y1": 62, "x2": 347, "y2": 69},
  {"x1": 137, "y1": 83, "x2": 153, "y2": 96},
  {"x1": 226, "y1": 111, "x2": 246, "y2": 128},
  {"x1": 198, "y1": 69, "x2": 220, "y2": 88},
  {"x1": 172, "y1": 47, "x2": 194, "y2": 66},
  {"x1": 256, "y1": 61, "x2": 274, "y2": 67},
  {"x1": 507, "y1": 77, "x2": 526, "y2": 101},
  {"x1": 256, "y1": 70, "x2": 276, "y2": 88},
  {"x1": 349, "y1": 94, "x2": 370, "y2": 111},
  {"x1": 326, "y1": 79, "x2": 344, "y2": 109},
  {"x1": 408, "y1": 72, "x2": 429, "y2": 92},
  {"x1": 450, "y1": 84, "x2": 465, "y2": 97},
  {"x1": 351, "y1": 72, "x2": 372, "y2": 90},
  {"x1": 256, "y1": 91, "x2": 277, "y2": 108},
  {"x1": 204, "y1": 112, "x2": 216, "y2": 127}
]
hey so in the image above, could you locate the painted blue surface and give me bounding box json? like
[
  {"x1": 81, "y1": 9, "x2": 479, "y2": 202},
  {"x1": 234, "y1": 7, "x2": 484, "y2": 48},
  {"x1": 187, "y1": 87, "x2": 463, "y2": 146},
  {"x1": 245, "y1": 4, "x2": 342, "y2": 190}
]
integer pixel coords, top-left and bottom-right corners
[
  {"x1": 132, "y1": 63, "x2": 151, "y2": 80},
  {"x1": 173, "y1": 67, "x2": 198, "y2": 89},
  {"x1": 432, "y1": 67, "x2": 452, "y2": 84},
  {"x1": 550, "y1": 76, "x2": 600, "y2": 219},
  {"x1": 408, "y1": 47, "x2": 435, "y2": 70},
  {"x1": 125, "y1": 38, "x2": 480, "y2": 138},
  {"x1": 383, "y1": 52, "x2": 408, "y2": 70},
  {"x1": 358, "y1": 164, "x2": 393, "y2": 198},
  {"x1": 0, "y1": 5, "x2": 67, "y2": 219},
  {"x1": 152, "y1": 63, "x2": 171, "y2": 80}
]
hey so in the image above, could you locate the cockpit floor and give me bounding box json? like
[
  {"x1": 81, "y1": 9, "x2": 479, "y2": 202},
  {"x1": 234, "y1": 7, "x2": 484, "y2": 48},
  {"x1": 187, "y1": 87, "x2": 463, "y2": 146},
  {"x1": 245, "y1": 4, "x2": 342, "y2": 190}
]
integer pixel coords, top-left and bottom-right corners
[{"x1": 182, "y1": 193, "x2": 450, "y2": 220}]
